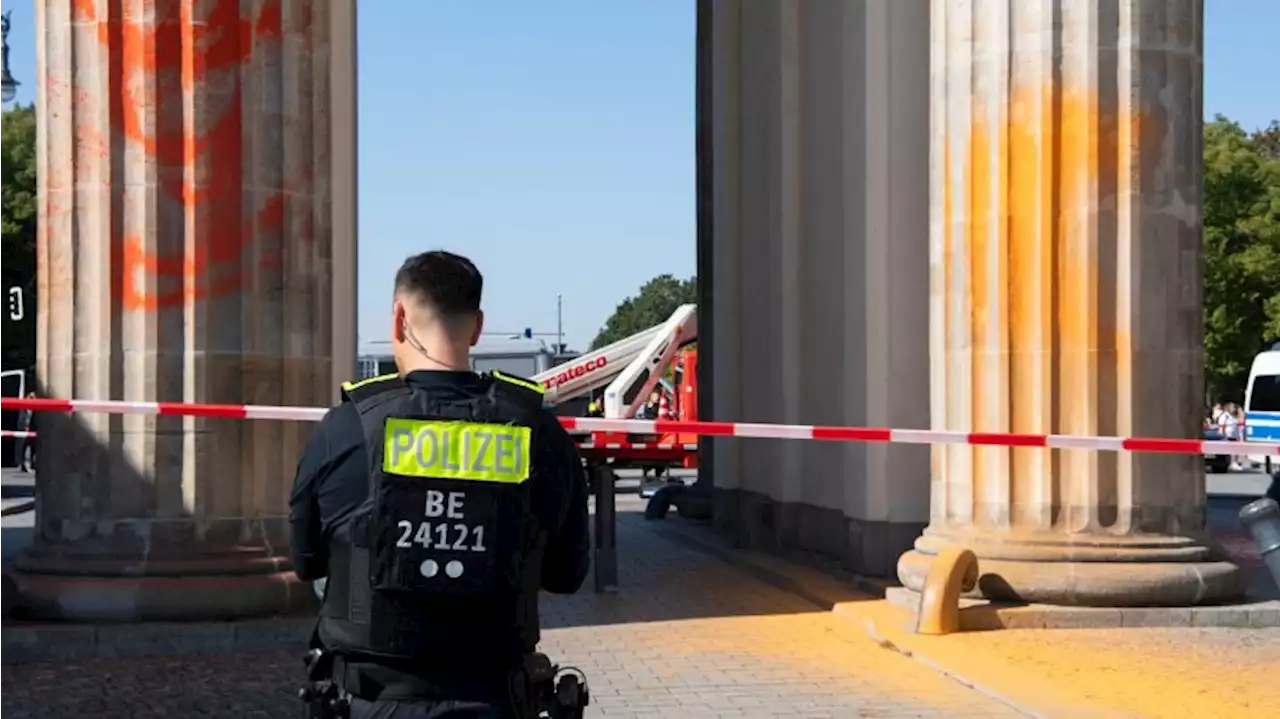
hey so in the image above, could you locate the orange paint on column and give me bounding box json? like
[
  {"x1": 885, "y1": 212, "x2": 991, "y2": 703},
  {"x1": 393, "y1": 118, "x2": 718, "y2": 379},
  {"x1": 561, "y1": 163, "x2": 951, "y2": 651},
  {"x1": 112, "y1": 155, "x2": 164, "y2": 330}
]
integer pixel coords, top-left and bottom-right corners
[
  {"x1": 95, "y1": 0, "x2": 290, "y2": 312},
  {"x1": 1006, "y1": 89, "x2": 1041, "y2": 422},
  {"x1": 1005, "y1": 86, "x2": 1054, "y2": 528},
  {"x1": 967, "y1": 114, "x2": 990, "y2": 423},
  {"x1": 72, "y1": 0, "x2": 108, "y2": 46},
  {"x1": 965, "y1": 106, "x2": 993, "y2": 515},
  {"x1": 1111, "y1": 104, "x2": 1149, "y2": 383},
  {"x1": 1054, "y1": 88, "x2": 1104, "y2": 434},
  {"x1": 947, "y1": 81, "x2": 1144, "y2": 525}
]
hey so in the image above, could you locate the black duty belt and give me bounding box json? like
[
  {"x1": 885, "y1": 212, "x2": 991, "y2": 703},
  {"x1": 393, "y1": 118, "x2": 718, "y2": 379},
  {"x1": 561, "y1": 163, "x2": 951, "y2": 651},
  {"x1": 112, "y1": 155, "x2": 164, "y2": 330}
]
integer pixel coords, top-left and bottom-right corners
[{"x1": 333, "y1": 655, "x2": 519, "y2": 702}]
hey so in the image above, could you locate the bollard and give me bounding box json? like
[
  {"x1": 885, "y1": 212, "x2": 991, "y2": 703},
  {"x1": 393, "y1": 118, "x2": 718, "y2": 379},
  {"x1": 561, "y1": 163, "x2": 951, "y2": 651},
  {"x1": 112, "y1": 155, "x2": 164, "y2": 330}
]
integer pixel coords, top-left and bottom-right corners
[
  {"x1": 1239, "y1": 498, "x2": 1280, "y2": 591},
  {"x1": 914, "y1": 547, "x2": 979, "y2": 635},
  {"x1": 592, "y1": 465, "x2": 618, "y2": 593},
  {"x1": 643, "y1": 483, "x2": 682, "y2": 520}
]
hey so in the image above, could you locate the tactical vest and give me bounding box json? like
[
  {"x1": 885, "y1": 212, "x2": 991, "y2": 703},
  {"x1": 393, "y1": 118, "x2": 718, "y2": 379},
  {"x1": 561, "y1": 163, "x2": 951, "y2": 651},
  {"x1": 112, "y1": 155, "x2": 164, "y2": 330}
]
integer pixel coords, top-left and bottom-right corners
[{"x1": 318, "y1": 371, "x2": 549, "y2": 667}]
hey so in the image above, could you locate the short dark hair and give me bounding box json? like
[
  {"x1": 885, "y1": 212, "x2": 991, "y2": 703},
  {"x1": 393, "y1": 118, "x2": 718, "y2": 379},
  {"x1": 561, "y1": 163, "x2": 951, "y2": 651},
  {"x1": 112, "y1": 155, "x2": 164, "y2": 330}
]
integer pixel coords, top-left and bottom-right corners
[{"x1": 394, "y1": 251, "x2": 484, "y2": 322}]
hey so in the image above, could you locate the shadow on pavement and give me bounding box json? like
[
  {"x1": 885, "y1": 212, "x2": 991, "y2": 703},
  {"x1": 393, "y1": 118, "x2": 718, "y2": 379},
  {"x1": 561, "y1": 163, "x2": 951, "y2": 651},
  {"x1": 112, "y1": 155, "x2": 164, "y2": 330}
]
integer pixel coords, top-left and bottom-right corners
[
  {"x1": 1208, "y1": 495, "x2": 1279, "y2": 601},
  {"x1": 537, "y1": 492, "x2": 1280, "y2": 631},
  {"x1": 4, "y1": 374, "x2": 308, "y2": 621},
  {"x1": 540, "y1": 503, "x2": 879, "y2": 630},
  {"x1": 1, "y1": 483, "x2": 34, "y2": 500},
  {"x1": 0, "y1": 503, "x2": 34, "y2": 519}
]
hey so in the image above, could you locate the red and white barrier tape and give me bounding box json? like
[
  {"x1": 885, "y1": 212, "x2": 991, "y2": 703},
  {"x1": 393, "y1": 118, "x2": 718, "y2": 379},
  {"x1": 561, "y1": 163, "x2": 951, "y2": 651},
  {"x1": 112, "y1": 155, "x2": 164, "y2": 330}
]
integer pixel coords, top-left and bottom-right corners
[
  {"x1": 579, "y1": 442, "x2": 698, "y2": 452},
  {"x1": 0, "y1": 428, "x2": 695, "y2": 454},
  {"x1": 3, "y1": 397, "x2": 1278, "y2": 456}
]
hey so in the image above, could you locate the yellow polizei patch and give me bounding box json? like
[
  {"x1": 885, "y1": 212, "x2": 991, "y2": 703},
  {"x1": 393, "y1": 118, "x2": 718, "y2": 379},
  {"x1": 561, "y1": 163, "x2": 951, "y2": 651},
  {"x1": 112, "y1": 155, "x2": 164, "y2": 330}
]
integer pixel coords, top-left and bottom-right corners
[{"x1": 383, "y1": 418, "x2": 531, "y2": 483}]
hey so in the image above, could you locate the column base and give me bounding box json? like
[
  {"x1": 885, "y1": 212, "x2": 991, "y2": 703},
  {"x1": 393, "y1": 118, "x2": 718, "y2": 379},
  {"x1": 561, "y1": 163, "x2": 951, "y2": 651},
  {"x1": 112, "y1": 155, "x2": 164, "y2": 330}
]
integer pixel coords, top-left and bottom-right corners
[
  {"x1": 898, "y1": 528, "x2": 1246, "y2": 607},
  {"x1": 12, "y1": 545, "x2": 315, "y2": 622},
  {"x1": 714, "y1": 487, "x2": 926, "y2": 579}
]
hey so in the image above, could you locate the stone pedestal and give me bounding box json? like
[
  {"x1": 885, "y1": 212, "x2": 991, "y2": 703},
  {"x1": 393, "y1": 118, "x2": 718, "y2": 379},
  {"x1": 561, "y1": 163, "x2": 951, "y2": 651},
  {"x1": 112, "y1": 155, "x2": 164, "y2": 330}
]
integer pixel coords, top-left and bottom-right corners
[
  {"x1": 16, "y1": 0, "x2": 336, "y2": 620},
  {"x1": 707, "y1": 0, "x2": 932, "y2": 578},
  {"x1": 898, "y1": 0, "x2": 1243, "y2": 606}
]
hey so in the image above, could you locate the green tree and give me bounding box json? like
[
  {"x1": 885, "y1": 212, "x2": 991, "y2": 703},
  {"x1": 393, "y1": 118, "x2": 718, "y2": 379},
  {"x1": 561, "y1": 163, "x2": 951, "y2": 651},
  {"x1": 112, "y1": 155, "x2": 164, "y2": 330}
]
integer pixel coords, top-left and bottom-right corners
[
  {"x1": 1203, "y1": 115, "x2": 1280, "y2": 401},
  {"x1": 591, "y1": 274, "x2": 697, "y2": 350},
  {"x1": 2, "y1": 103, "x2": 38, "y2": 375},
  {"x1": 1252, "y1": 120, "x2": 1280, "y2": 159}
]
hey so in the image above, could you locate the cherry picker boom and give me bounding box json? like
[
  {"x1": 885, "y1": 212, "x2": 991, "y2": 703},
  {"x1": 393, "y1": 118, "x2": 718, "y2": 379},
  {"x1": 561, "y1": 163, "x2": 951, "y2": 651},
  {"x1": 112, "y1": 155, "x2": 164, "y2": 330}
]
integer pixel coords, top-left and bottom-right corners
[
  {"x1": 532, "y1": 304, "x2": 696, "y2": 419},
  {"x1": 531, "y1": 304, "x2": 699, "y2": 465}
]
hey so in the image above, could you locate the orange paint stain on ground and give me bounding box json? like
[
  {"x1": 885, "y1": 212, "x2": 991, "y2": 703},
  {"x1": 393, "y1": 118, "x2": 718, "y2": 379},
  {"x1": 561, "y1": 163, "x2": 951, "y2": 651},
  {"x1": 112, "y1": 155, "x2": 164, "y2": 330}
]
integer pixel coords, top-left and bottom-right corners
[
  {"x1": 938, "y1": 626, "x2": 1280, "y2": 719},
  {"x1": 839, "y1": 601, "x2": 1279, "y2": 719}
]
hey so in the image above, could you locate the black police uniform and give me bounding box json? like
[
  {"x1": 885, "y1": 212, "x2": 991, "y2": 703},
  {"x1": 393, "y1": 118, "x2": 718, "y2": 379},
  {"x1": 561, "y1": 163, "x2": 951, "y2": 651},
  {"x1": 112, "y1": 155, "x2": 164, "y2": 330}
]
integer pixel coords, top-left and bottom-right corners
[{"x1": 289, "y1": 370, "x2": 591, "y2": 718}]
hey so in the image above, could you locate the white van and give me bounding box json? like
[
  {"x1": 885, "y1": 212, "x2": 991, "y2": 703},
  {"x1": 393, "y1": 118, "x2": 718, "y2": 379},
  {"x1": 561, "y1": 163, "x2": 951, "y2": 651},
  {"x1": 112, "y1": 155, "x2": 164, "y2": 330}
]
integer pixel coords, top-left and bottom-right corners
[{"x1": 1244, "y1": 345, "x2": 1280, "y2": 476}]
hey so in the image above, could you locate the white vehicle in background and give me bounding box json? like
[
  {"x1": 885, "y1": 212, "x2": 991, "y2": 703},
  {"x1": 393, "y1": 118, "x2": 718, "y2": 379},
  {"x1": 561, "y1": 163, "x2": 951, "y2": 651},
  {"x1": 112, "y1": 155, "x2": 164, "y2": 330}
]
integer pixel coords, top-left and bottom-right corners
[{"x1": 1244, "y1": 345, "x2": 1280, "y2": 479}]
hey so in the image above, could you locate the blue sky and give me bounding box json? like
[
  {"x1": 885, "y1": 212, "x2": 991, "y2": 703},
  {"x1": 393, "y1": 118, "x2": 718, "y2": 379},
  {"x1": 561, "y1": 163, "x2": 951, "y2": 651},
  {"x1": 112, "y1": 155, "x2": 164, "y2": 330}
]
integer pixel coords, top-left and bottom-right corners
[{"x1": 3, "y1": 1, "x2": 1276, "y2": 351}]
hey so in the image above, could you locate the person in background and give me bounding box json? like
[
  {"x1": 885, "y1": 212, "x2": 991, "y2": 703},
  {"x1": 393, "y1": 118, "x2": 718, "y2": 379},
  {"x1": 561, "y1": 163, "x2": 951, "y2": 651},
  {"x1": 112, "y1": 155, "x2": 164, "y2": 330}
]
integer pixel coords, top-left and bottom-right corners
[
  {"x1": 1217, "y1": 402, "x2": 1243, "y2": 471},
  {"x1": 641, "y1": 391, "x2": 662, "y2": 420},
  {"x1": 1233, "y1": 403, "x2": 1249, "y2": 471},
  {"x1": 637, "y1": 391, "x2": 668, "y2": 484},
  {"x1": 14, "y1": 392, "x2": 37, "y2": 472}
]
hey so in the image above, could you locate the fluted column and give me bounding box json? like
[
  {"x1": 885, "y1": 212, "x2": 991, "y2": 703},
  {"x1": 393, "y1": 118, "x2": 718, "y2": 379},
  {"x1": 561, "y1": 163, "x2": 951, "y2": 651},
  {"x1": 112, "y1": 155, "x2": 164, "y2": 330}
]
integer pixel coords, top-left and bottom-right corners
[
  {"x1": 709, "y1": 0, "x2": 931, "y2": 577},
  {"x1": 898, "y1": 0, "x2": 1243, "y2": 605},
  {"x1": 18, "y1": 0, "x2": 336, "y2": 620}
]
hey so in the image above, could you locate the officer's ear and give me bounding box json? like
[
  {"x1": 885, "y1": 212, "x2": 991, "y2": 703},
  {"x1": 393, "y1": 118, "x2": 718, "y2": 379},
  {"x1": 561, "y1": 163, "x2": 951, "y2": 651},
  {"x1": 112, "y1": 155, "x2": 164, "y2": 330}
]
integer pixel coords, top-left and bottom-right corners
[
  {"x1": 469, "y1": 310, "x2": 485, "y2": 347},
  {"x1": 392, "y1": 301, "x2": 408, "y2": 344}
]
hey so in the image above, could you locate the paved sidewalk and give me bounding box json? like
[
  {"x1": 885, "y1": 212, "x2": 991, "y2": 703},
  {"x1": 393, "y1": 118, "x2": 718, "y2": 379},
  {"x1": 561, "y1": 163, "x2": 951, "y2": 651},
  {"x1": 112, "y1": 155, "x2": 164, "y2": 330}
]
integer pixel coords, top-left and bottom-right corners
[
  {"x1": 856, "y1": 618, "x2": 1280, "y2": 719},
  {"x1": 2, "y1": 496, "x2": 1021, "y2": 718}
]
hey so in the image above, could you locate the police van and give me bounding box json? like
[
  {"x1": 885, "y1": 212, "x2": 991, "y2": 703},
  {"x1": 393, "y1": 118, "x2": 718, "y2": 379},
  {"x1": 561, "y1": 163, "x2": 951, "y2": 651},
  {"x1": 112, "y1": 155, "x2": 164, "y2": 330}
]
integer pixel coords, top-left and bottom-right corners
[{"x1": 1244, "y1": 343, "x2": 1280, "y2": 476}]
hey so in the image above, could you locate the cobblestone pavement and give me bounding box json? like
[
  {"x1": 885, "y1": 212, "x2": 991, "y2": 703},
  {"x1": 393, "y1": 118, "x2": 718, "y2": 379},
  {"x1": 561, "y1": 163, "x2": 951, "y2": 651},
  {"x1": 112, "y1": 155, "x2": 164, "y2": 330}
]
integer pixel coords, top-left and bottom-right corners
[{"x1": 2, "y1": 498, "x2": 1023, "y2": 718}]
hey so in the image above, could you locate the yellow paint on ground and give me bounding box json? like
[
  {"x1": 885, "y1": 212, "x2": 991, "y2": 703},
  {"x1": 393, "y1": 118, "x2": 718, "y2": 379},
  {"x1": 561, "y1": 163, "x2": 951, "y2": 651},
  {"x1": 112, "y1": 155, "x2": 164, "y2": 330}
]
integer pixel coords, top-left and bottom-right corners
[
  {"x1": 646, "y1": 609, "x2": 1026, "y2": 714},
  {"x1": 541, "y1": 503, "x2": 1023, "y2": 715},
  {"x1": 959, "y1": 624, "x2": 1279, "y2": 719},
  {"x1": 836, "y1": 600, "x2": 1280, "y2": 719}
]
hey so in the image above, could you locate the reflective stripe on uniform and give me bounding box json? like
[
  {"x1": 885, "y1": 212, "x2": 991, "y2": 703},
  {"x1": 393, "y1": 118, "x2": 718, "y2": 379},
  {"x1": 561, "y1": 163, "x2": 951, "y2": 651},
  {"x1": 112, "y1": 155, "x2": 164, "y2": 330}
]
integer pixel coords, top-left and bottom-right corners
[
  {"x1": 491, "y1": 371, "x2": 545, "y2": 395},
  {"x1": 383, "y1": 418, "x2": 532, "y2": 483},
  {"x1": 342, "y1": 373, "x2": 400, "y2": 393}
]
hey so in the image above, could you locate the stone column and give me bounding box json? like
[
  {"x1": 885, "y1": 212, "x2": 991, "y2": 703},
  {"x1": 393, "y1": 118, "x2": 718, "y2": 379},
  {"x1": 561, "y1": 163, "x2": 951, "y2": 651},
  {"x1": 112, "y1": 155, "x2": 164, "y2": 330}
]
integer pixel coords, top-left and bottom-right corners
[
  {"x1": 330, "y1": 0, "x2": 359, "y2": 404},
  {"x1": 17, "y1": 0, "x2": 335, "y2": 620},
  {"x1": 898, "y1": 0, "x2": 1243, "y2": 605},
  {"x1": 709, "y1": 0, "x2": 932, "y2": 578}
]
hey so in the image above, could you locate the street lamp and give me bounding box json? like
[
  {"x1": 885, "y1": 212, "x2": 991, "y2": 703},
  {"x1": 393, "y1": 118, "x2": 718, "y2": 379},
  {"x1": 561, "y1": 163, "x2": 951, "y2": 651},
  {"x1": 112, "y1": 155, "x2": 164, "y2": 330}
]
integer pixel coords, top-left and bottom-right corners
[{"x1": 1, "y1": 11, "x2": 19, "y2": 104}]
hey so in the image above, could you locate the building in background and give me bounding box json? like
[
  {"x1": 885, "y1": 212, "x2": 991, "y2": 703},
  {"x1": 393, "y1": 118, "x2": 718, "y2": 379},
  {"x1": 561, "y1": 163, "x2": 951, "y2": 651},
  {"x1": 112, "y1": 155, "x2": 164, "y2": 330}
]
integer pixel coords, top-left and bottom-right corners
[
  {"x1": 358, "y1": 340, "x2": 579, "y2": 380},
  {"x1": 356, "y1": 340, "x2": 587, "y2": 415}
]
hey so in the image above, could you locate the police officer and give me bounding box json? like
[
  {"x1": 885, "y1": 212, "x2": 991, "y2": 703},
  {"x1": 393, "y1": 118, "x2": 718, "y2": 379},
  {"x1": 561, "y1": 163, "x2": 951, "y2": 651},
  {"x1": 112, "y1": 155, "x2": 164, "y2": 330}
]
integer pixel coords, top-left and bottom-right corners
[{"x1": 289, "y1": 250, "x2": 591, "y2": 718}]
